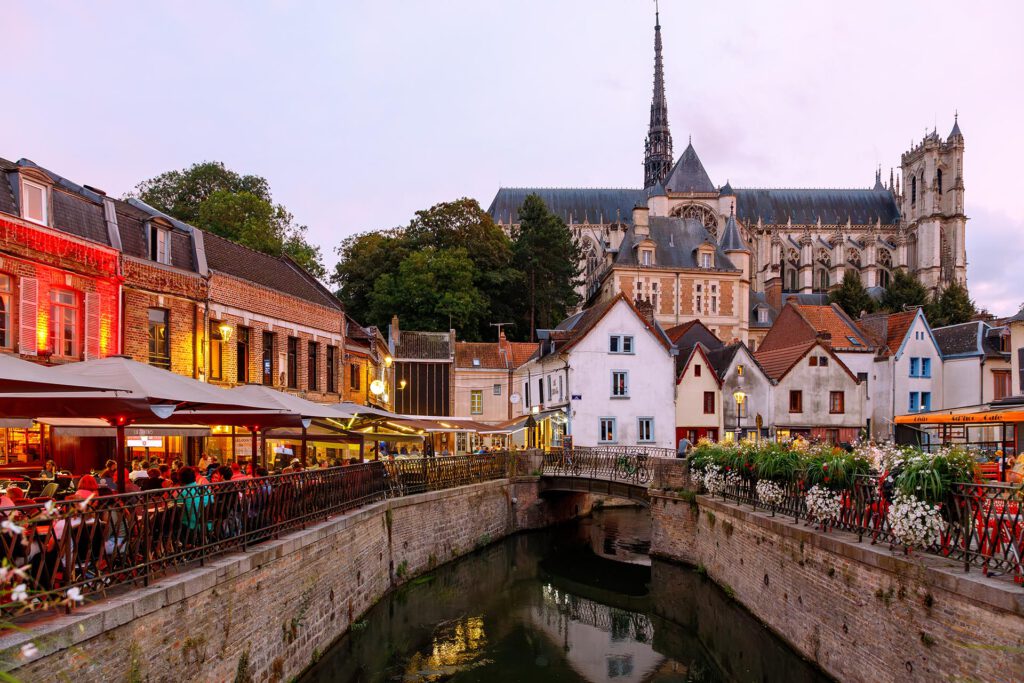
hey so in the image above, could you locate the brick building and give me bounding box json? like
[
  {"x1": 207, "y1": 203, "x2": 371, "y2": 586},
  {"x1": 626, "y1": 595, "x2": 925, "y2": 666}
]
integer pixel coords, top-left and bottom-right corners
[{"x1": 344, "y1": 315, "x2": 391, "y2": 410}]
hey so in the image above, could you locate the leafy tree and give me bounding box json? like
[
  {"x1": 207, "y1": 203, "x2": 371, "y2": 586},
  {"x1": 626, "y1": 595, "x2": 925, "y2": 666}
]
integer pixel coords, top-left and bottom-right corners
[
  {"x1": 511, "y1": 194, "x2": 583, "y2": 340},
  {"x1": 880, "y1": 269, "x2": 929, "y2": 313},
  {"x1": 131, "y1": 161, "x2": 326, "y2": 279},
  {"x1": 927, "y1": 281, "x2": 977, "y2": 327},
  {"x1": 332, "y1": 229, "x2": 408, "y2": 327},
  {"x1": 368, "y1": 247, "x2": 487, "y2": 334},
  {"x1": 828, "y1": 270, "x2": 875, "y2": 318}
]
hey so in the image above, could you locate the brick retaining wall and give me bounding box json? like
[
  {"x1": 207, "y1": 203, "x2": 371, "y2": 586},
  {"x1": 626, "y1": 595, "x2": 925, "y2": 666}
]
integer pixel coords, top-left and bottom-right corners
[
  {"x1": 650, "y1": 492, "x2": 1024, "y2": 683},
  {"x1": 4, "y1": 478, "x2": 587, "y2": 682}
]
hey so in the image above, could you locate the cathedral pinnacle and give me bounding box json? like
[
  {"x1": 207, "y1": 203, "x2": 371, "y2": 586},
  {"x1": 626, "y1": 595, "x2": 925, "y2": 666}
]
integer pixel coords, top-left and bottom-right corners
[{"x1": 643, "y1": 4, "x2": 673, "y2": 188}]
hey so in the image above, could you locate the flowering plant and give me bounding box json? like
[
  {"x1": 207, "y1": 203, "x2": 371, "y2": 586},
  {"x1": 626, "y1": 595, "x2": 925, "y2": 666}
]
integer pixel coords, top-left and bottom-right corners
[
  {"x1": 887, "y1": 493, "x2": 945, "y2": 548},
  {"x1": 754, "y1": 479, "x2": 785, "y2": 507},
  {"x1": 804, "y1": 484, "x2": 841, "y2": 523},
  {"x1": 702, "y1": 465, "x2": 726, "y2": 495}
]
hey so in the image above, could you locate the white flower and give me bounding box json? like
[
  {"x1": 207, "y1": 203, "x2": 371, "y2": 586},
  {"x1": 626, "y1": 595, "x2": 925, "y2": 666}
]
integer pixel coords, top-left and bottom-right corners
[
  {"x1": 42, "y1": 500, "x2": 56, "y2": 517},
  {"x1": 10, "y1": 583, "x2": 28, "y2": 602},
  {"x1": 20, "y1": 642, "x2": 38, "y2": 659},
  {"x1": 66, "y1": 587, "x2": 84, "y2": 604},
  {"x1": 1, "y1": 520, "x2": 24, "y2": 535},
  {"x1": 755, "y1": 480, "x2": 786, "y2": 507},
  {"x1": 702, "y1": 465, "x2": 727, "y2": 495},
  {"x1": 805, "y1": 485, "x2": 841, "y2": 522},
  {"x1": 887, "y1": 493, "x2": 945, "y2": 548}
]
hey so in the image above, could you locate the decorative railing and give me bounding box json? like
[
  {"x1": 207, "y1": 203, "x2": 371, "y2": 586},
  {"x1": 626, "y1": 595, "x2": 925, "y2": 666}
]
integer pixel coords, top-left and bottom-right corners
[
  {"x1": 0, "y1": 453, "x2": 518, "y2": 607},
  {"x1": 712, "y1": 473, "x2": 1024, "y2": 582},
  {"x1": 540, "y1": 446, "x2": 676, "y2": 488}
]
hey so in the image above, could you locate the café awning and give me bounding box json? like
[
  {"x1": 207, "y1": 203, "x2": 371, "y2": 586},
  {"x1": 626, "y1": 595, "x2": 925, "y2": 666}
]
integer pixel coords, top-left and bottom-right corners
[
  {"x1": 231, "y1": 385, "x2": 352, "y2": 420},
  {"x1": 0, "y1": 353, "x2": 125, "y2": 393},
  {"x1": 36, "y1": 417, "x2": 210, "y2": 438},
  {"x1": 894, "y1": 410, "x2": 1024, "y2": 425}
]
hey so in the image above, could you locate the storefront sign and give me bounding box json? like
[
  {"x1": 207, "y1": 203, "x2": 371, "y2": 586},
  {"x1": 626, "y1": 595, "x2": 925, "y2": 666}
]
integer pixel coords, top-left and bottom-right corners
[{"x1": 127, "y1": 436, "x2": 163, "y2": 448}]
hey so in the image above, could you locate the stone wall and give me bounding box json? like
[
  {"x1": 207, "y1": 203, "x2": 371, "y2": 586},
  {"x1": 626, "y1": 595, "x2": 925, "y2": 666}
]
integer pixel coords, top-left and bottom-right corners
[
  {"x1": 5, "y1": 477, "x2": 583, "y2": 682},
  {"x1": 651, "y1": 492, "x2": 1024, "y2": 683}
]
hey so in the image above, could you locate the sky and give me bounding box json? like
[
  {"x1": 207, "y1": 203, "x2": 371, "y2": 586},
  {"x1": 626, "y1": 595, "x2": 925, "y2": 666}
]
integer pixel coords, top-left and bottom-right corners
[{"x1": 6, "y1": 1, "x2": 1023, "y2": 315}]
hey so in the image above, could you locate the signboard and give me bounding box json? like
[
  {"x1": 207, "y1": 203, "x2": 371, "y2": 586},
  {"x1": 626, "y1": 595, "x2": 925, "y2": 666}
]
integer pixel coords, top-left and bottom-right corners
[
  {"x1": 894, "y1": 410, "x2": 1024, "y2": 425},
  {"x1": 562, "y1": 435, "x2": 573, "y2": 453},
  {"x1": 127, "y1": 436, "x2": 163, "y2": 449},
  {"x1": 509, "y1": 393, "x2": 521, "y2": 405}
]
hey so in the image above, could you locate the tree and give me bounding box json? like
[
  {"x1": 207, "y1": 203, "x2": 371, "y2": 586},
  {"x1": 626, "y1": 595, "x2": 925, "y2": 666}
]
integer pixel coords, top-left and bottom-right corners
[
  {"x1": 131, "y1": 161, "x2": 326, "y2": 279},
  {"x1": 828, "y1": 270, "x2": 876, "y2": 318},
  {"x1": 332, "y1": 229, "x2": 408, "y2": 328},
  {"x1": 927, "y1": 281, "x2": 977, "y2": 327},
  {"x1": 511, "y1": 194, "x2": 583, "y2": 340},
  {"x1": 880, "y1": 269, "x2": 929, "y2": 313},
  {"x1": 368, "y1": 247, "x2": 488, "y2": 334}
]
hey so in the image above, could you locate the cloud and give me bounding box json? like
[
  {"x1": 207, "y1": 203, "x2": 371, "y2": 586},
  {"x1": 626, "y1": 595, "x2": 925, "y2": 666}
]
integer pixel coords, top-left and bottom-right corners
[{"x1": 966, "y1": 205, "x2": 1023, "y2": 317}]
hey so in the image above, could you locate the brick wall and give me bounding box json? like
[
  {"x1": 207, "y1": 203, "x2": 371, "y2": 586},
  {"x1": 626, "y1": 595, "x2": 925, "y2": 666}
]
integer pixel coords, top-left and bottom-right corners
[{"x1": 650, "y1": 493, "x2": 1024, "y2": 683}]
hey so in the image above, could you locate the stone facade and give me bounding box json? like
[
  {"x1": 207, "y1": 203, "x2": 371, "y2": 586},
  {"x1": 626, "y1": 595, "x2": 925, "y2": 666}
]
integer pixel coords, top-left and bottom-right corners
[{"x1": 651, "y1": 492, "x2": 1024, "y2": 683}]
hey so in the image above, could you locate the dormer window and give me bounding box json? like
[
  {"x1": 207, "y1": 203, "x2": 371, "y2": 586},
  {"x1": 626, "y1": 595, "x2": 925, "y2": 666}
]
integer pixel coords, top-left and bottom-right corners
[
  {"x1": 149, "y1": 224, "x2": 172, "y2": 265},
  {"x1": 757, "y1": 307, "x2": 768, "y2": 324},
  {"x1": 701, "y1": 252, "x2": 712, "y2": 268},
  {"x1": 20, "y1": 179, "x2": 48, "y2": 225},
  {"x1": 641, "y1": 249, "x2": 653, "y2": 266},
  {"x1": 472, "y1": 358, "x2": 481, "y2": 367}
]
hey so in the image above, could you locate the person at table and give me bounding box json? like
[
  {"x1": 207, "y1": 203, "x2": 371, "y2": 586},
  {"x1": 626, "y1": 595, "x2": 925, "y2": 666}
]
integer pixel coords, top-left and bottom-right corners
[
  {"x1": 39, "y1": 460, "x2": 58, "y2": 480},
  {"x1": 71, "y1": 475, "x2": 100, "y2": 502},
  {"x1": 0, "y1": 486, "x2": 25, "y2": 509},
  {"x1": 177, "y1": 467, "x2": 213, "y2": 538},
  {"x1": 158, "y1": 464, "x2": 174, "y2": 487},
  {"x1": 197, "y1": 453, "x2": 210, "y2": 474},
  {"x1": 1009, "y1": 454, "x2": 1024, "y2": 484},
  {"x1": 230, "y1": 462, "x2": 250, "y2": 481},
  {"x1": 128, "y1": 460, "x2": 150, "y2": 483},
  {"x1": 139, "y1": 468, "x2": 165, "y2": 491}
]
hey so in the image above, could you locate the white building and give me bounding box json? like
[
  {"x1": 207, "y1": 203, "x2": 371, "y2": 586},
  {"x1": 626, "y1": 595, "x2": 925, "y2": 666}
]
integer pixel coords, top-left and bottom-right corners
[
  {"x1": 516, "y1": 295, "x2": 676, "y2": 449},
  {"x1": 933, "y1": 321, "x2": 1012, "y2": 408},
  {"x1": 709, "y1": 343, "x2": 774, "y2": 440}
]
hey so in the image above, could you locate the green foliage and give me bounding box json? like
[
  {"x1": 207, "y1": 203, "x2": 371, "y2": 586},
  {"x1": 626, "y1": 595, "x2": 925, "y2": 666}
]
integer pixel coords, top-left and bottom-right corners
[
  {"x1": 894, "y1": 447, "x2": 977, "y2": 504},
  {"x1": 829, "y1": 270, "x2": 876, "y2": 317},
  {"x1": 802, "y1": 448, "x2": 870, "y2": 491},
  {"x1": 753, "y1": 443, "x2": 803, "y2": 481},
  {"x1": 132, "y1": 161, "x2": 326, "y2": 279},
  {"x1": 880, "y1": 269, "x2": 928, "y2": 313},
  {"x1": 511, "y1": 194, "x2": 583, "y2": 340},
  {"x1": 926, "y1": 281, "x2": 976, "y2": 327}
]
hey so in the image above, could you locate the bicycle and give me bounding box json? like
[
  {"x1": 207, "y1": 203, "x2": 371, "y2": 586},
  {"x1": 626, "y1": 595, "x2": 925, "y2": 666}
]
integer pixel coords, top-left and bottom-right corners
[
  {"x1": 561, "y1": 451, "x2": 582, "y2": 477},
  {"x1": 615, "y1": 453, "x2": 649, "y2": 483}
]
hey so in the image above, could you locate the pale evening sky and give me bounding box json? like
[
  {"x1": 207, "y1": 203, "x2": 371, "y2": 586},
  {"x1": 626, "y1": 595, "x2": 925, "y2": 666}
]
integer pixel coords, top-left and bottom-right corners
[{"x1": 5, "y1": 1, "x2": 1023, "y2": 315}]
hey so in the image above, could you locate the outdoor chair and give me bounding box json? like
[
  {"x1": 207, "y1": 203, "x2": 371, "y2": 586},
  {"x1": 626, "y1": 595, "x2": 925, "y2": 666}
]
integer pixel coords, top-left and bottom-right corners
[{"x1": 39, "y1": 482, "x2": 59, "y2": 499}]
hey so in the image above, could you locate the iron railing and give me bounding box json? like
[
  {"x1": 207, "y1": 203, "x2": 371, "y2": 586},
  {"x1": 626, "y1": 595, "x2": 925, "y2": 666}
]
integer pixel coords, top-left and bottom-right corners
[
  {"x1": 711, "y1": 472, "x2": 1024, "y2": 582},
  {"x1": 0, "y1": 453, "x2": 517, "y2": 606},
  {"x1": 541, "y1": 446, "x2": 676, "y2": 487}
]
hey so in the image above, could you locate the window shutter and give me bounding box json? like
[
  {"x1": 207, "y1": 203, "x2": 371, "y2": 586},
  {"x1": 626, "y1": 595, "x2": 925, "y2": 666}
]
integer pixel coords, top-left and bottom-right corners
[
  {"x1": 85, "y1": 292, "x2": 101, "y2": 359},
  {"x1": 1018, "y1": 349, "x2": 1024, "y2": 393},
  {"x1": 18, "y1": 277, "x2": 38, "y2": 355}
]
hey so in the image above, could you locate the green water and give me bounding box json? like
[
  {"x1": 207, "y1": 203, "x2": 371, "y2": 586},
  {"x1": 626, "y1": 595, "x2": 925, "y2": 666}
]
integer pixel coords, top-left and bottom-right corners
[{"x1": 301, "y1": 507, "x2": 829, "y2": 683}]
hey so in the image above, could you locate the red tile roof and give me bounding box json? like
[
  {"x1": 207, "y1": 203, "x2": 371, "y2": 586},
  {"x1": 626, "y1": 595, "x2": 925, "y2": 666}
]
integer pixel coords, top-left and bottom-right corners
[
  {"x1": 793, "y1": 305, "x2": 871, "y2": 350},
  {"x1": 455, "y1": 341, "x2": 538, "y2": 369},
  {"x1": 883, "y1": 311, "x2": 918, "y2": 356},
  {"x1": 754, "y1": 341, "x2": 816, "y2": 381}
]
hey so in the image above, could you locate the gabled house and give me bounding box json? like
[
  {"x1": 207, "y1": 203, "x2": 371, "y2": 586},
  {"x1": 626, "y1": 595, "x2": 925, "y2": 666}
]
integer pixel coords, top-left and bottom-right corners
[
  {"x1": 933, "y1": 321, "x2": 1012, "y2": 407},
  {"x1": 515, "y1": 294, "x2": 676, "y2": 448},
  {"x1": 755, "y1": 340, "x2": 867, "y2": 443},
  {"x1": 707, "y1": 342, "x2": 774, "y2": 441},
  {"x1": 674, "y1": 343, "x2": 724, "y2": 443},
  {"x1": 454, "y1": 332, "x2": 537, "y2": 423},
  {"x1": 344, "y1": 315, "x2": 391, "y2": 410}
]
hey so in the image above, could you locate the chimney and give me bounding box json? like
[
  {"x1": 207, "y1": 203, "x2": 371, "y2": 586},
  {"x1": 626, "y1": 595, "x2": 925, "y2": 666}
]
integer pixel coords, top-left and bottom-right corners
[
  {"x1": 634, "y1": 296, "x2": 656, "y2": 326},
  {"x1": 632, "y1": 205, "x2": 650, "y2": 238},
  {"x1": 390, "y1": 315, "x2": 400, "y2": 346}
]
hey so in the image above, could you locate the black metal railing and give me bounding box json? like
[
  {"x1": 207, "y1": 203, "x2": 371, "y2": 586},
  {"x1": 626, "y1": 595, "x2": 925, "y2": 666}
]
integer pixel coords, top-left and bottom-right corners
[
  {"x1": 540, "y1": 446, "x2": 676, "y2": 487},
  {"x1": 0, "y1": 453, "x2": 518, "y2": 607},
  {"x1": 710, "y1": 472, "x2": 1024, "y2": 582}
]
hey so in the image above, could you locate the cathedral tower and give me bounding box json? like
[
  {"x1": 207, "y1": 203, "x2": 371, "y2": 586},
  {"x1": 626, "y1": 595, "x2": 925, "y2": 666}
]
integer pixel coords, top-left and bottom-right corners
[
  {"x1": 900, "y1": 116, "x2": 966, "y2": 291},
  {"x1": 643, "y1": 8, "x2": 673, "y2": 188}
]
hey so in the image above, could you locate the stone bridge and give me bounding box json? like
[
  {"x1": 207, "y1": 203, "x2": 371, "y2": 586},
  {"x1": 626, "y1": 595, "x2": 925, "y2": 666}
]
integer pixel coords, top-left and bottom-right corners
[{"x1": 531, "y1": 447, "x2": 684, "y2": 506}]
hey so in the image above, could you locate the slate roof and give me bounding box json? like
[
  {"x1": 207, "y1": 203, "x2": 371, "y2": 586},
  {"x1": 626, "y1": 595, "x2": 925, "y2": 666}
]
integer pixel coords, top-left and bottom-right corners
[
  {"x1": 704, "y1": 343, "x2": 741, "y2": 378},
  {"x1": 734, "y1": 188, "x2": 900, "y2": 225},
  {"x1": 487, "y1": 188, "x2": 644, "y2": 225},
  {"x1": 933, "y1": 321, "x2": 1009, "y2": 359},
  {"x1": 393, "y1": 331, "x2": 452, "y2": 361},
  {"x1": 749, "y1": 292, "x2": 777, "y2": 329},
  {"x1": 665, "y1": 319, "x2": 721, "y2": 348},
  {"x1": 202, "y1": 231, "x2": 341, "y2": 309},
  {"x1": 114, "y1": 200, "x2": 197, "y2": 272},
  {"x1": 664, "y1": 143, "x2": 715, "y2": 193},
  {"x1": 719, "y1": 211, "x2": 747, "y2": 252},
  {"x1": 614, "y1": 217, "x2": 739, "y2": 271}
]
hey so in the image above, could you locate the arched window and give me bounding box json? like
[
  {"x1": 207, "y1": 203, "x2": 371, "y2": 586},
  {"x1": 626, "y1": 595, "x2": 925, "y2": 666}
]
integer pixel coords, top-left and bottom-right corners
[
  {"x1": 670, "y1": 203, "x2": 719, "y2": 238},
  {"x1": 583, "y1": 239, "x2": 599, "y2": 279},
  {"x1": 846, "y1": 248, "x2": 861, "y2": 268},
  {"x1": 787, "y1": 268, "x2": 798, "y2": 292},
  {"x1": 877, "y1": 249, "x2": 892, "y2": 269},
  {"x1": 878, "y1": 269, "x2": 891, "y2": 288},
  {"x1": 937, "y1": 169, "x2": 943, "y2": 195},
  {"x1": 817, "y1": 269, "x2": 830, "y2": 292},
  {"x1": 911, "y1": 176, "x2": 917, "y2": 205}
]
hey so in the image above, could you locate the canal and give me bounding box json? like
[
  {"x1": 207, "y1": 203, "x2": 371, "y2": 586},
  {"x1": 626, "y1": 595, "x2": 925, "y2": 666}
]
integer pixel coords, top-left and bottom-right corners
[{"x1": 301, "y1": 506, "x2": 829, "y2": 682}]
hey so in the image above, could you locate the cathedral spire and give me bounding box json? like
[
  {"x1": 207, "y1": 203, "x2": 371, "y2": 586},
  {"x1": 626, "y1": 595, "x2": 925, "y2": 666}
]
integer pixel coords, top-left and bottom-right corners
[{"x1": 643, "y1": 4, "x2": 673, "y2": 188}]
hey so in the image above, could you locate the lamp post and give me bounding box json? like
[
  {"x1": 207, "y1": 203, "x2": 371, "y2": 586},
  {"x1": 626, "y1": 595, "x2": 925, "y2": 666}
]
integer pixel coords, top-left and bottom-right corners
[{"x1": 732, "y1": 390, "x2": 746, "y2": 441}]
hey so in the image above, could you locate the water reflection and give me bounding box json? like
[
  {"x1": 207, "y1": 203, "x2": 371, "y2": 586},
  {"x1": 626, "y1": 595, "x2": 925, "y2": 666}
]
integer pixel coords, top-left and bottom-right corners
[{"x1": 301, "y1": 507, "x2": 828, "y2": 683}]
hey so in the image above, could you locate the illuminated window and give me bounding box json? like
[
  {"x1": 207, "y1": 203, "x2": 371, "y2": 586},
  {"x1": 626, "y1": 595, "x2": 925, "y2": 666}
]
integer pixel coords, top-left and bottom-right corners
[
  {"x1": 262, "y1": 332, "x2": 274, "y2": 385},
  {"x1": 326, "y1": 346, "x2": 336, "y2": 393},
  {"x1": 49, "y1": 289, "x2": 79, "y2": 359},
  {"x1": 829, "y1": 391, "x2": 845, "y2": 414},
  {"x1": 210, "y1": 322, "x2": 223, "y2": 380},
  {"x1": 0, "y1": 275, "x2": 10, "y2": 348},
  {"x1": 737, "y1": 364, "x2": 744, "y2": 376},
  {"x1": 149, "y1": 225, "x2": 171, "y2": 265},
  {"x1": 470, "y1": 390, "x2": 483, "y2": 414},
  {"x1": 637, "y1": 417, "x2": 654, "y2": 443},
  {"x1": 599, "y1": 417, "x2": 617, "y2": 443},
  {"x1": 611, "y1": 371, "x2": 629, "y2": 397},
  {"x1": 20, "y1": 180, "x2": 47, "y2": 225},
  {"x1": 147, "y1": 308, "x2": 169, "y2": 369}
]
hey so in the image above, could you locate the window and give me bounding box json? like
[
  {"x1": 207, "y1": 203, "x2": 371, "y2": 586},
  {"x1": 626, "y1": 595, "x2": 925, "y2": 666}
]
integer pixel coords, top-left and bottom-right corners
[
  {"x1": 641, "y1": 249, "x2": 652, "y2": 266},
  {"x1": 911, "y1": 175, "x2": 917, "y2": 205},
  {"x1": 857, "y1": 371, "x2": 869, "y2": 387},
  {"x1": 20, "y1": 179, "x2": 47, "y2": 225},
  {"x1": 611, "y1": 371, "x2": 629, "y2": 397},
  {"x1": 878, "y1": 270, "x2": 891, "y2": 288},
  {"x1": 757, "y1": 308, "x2": 768, "y2": 324},
  {"x1": 470, "y1": 390, "x2": 483, "y2": 414},
  {"x1": 472, "y1": 358, "x2": 480, "y2": 367},
  {"x1": 350, "y1": 363, "x2": 361, "y2": 391},
  {"x1": 737, "y1": 398, "x2": 748, "y2": 418},
  {"x1": 0, "y1": 275, "x2": 11, "y2": 348},
  {"x1": 909, "y1": 357, "x2": 920, "y2": 377},
  {"x1": 736, "y1": 364, "x2": 744, "y2": 377},
  {"x1": 826, "y1": 429, "x2": 840, "y2": 445},
  {"x1": 538, "y1": 379, "x2": 543, "y2": 406},
  {"x1": 921, "y1": 392, "x2": 932, "y2": 412},
  {"x1": 789, "y1": 390, "x2": 803, "y2": 413},
  {"x1": 262, "y1": 332, "x2": 274, "y2": 385},
  {"x1": 703, "y1": 391, "x2": 715, "y2": 414},
  {"x1": 209, "y1": 321, "x2": 224, "y2": 380},
  {"x1": 546, "y1": 375, "x2": 552, "y2": 401},
  {"x1": 236, "y1": 326, "x2": 250, "y2": 383},
  {"x1": 147, "y1": 308, "x2": 169, "y2": 369},
  {"x1": 693, "y1": 364, "x2": 702, "y2": 377},
  {"x1": 820, "y1": 356, "x2": 828, "y2": 366},
  {"x1": 308, "y1": 341, "x2": 319, "y2": 391},
  {"x1": 326, "y1": 346, "x2": 337, "y2": 393},
  {"x1": 847, "y1": 336, "x2": 862, "y2": 347},
  {"x1": 809, "y1": 356, "x2": 818, "y2": 367},
  {"x1": 637, "y1": 417, "x2": 654, "y2": 443},
  {"x1": 909, "y1": 392, "x2": 919, "y2": 412},
  {"x1": 994, "y1": 370, "x2": 1012, "y2": 400},
  {"x1": 937, "y1": 168, "x2": 943, "y2": 195},
  {"x1": 710, "y1": 284, "x2": 718, "y2": 313},
  {"x1": 609, "y1": 335, "x2": 634, "y2": 354},
  {"x1": 921, "y1": 358, "x2": 931, "y2": 378},
  {"x1": 829, "y1": 391, "x2": 845, "y2": 414},
  {"x1": 493, "y1": 383, "x2": 502, "y2": 396},
  {"x1": 599, "y1": 417, "x2": 617, "y2": 443},
  {"x1": 696, "y1": 284, "x2": 702, "y2": 312},
  {"x1": 818, "y1": 269, "x2": 829, "y2": 291},
  {"x1": 524, "y1": 382, "x2": 530, "y2": 407},
  {"x1": 149, "y1": 225, "x2": 171, "y2": 265},
  {"x1": 49, "y1": 289, "x2": 79, "y2": 359},
  {"x1": 999, "y1": 334, "x2": 1010, "y2": 353},
  {"x1": 286, "y1": 338, "x2": 298, "y2": 388},
  {"x1": 701, "y1": 252, "x2": 712, "y2": 268}
]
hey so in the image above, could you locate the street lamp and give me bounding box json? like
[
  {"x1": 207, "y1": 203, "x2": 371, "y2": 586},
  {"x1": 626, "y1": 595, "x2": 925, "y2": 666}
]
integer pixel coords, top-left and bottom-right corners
[
  {"x1": 384, "y1": 355, "x2": 393, "y2": 368},
  {"x1": 217, "y1": 322, "x2": 234, "y2": 343},
  {"x1": 732, "y1": 390, "x2": 746, "y2": 440}
]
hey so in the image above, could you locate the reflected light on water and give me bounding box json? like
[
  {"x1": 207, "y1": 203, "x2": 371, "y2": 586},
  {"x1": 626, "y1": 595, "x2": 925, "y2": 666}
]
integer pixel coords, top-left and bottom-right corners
[{"x1": 404, "y1": 616, "x2": 489, "y2": 681}]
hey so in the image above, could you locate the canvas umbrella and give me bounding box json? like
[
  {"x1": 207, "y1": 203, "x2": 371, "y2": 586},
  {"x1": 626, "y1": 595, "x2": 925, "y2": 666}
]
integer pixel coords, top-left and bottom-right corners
[{"x1": 0, "y1": 353, "x2": 127, "y2": 393}]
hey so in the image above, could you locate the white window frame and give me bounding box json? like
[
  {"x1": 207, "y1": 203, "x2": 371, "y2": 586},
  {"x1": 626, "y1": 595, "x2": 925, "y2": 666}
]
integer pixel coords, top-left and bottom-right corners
[
  {"x1": 0, "y1": 274, "x2": 10, "y2": 349},
  {"x1": 609, "y1": 335, "x2": 634, "y2": 354},
  {"x1": 470, "y1": 389, "x2": 483, "y2": 414},
  {"x1": 641, "y1": 249, "x2": 652, "y2": 266},
  {"x1": 599, "y1": 417, "x2": 617, "y2": 444},
  {"x1": 492, "y1": 383, "x2": 502, "y2": 396},
  {"x1": 637, "y1": 416, "x2": 654, "y2": 443},
  {"x1": 50, "y1": 288, "x2": 79, "y2": 359},
  {"x1": 757, "y1": 307, "x2": 768, "y2": 323},
  {"x1": 151, "y1": 225, "x2": 172, "y2": 265},
  {"x1": 701, "y1": 252, "x2": 713, "y2": 268},
  {"x1": 20, "y1": 179, "x2": 48, "y2": 226},
  {"x1": 611, "y1": 370, "x2": 629, "y2": 398}
]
